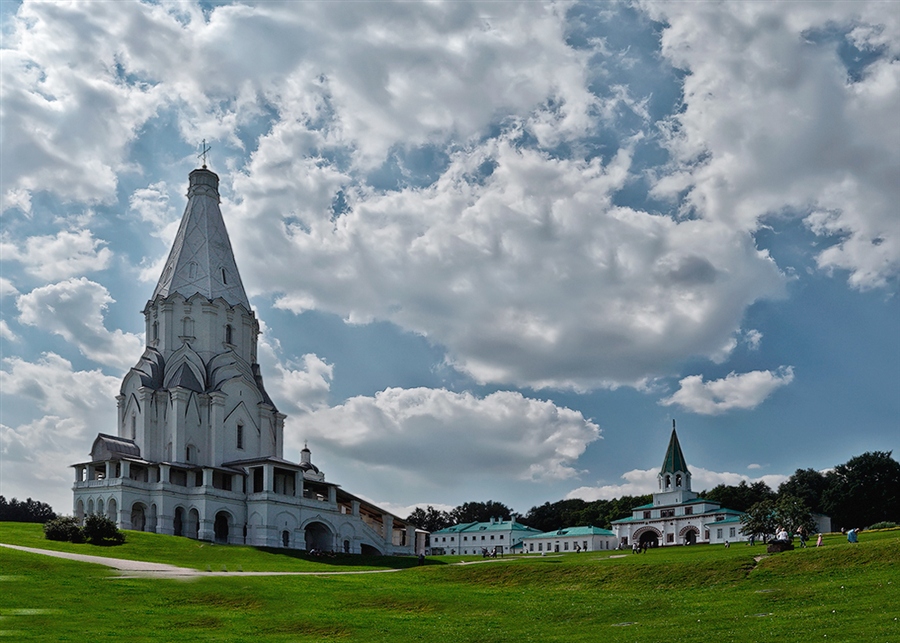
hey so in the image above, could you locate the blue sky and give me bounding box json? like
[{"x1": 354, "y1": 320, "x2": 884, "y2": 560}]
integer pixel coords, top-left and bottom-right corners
[{"x1": 1, "y1": 1, "x2": 897, "y2": 517}]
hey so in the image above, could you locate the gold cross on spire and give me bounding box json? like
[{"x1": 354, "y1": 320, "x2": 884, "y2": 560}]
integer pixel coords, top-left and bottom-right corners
[{"x1": 198, "y1": 139, "x2": 211, "y2": 169}]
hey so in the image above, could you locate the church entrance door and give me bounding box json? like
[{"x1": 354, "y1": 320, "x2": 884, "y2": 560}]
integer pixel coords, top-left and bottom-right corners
[
  {"x1": 131, "y1": 503, "x2": 146, "y2": 531},
  {"x1": 214, "y1": 512, "x2": 230, "y2": 544},
  {"x1": 173, "y1": 507, "x2": 184, "y2": 537},
  {"x1": 638, "y1": 531, "x2": 659, "y2": 548},
  {"x1": 305, "y1": 521, "x2": 332, "y2": 552}
]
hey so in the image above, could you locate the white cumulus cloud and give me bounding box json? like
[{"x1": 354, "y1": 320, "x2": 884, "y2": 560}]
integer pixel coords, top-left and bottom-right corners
[
  {"x1": 0, "y1": 229, "x2": 112, "y2": 280},
  {"x1": 16, "y1": 278, "x2": 142, "y2": 372},
  {"x1": 660, "y1": 367, "x2": 795, "y2": 415},
  {"x1": 289, "y1": 387, "x2": 600, "y2": 488}
]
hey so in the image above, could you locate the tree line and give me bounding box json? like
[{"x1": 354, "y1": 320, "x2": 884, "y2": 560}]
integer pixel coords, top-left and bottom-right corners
[
  {"x1": 0, "y1": 496, "x2": 57, "y2": 523},
  {"x1": 406, "y1": 451, "x2": 899, "y2": 534}
]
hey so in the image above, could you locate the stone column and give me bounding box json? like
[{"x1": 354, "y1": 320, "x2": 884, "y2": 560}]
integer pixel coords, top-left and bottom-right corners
[{"x1": 383, "y1": 515, "x2": 394, "y2": 546}]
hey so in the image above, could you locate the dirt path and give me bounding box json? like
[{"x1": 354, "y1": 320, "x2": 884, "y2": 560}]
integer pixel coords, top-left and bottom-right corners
[{"x1": 0, "y1": 543, "x2": 403, "y2": 579}]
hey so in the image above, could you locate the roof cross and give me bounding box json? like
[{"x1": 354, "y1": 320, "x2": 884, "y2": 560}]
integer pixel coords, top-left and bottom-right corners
[{"x1": 198, "y1": 139, "x2": 211, "y2": 169}]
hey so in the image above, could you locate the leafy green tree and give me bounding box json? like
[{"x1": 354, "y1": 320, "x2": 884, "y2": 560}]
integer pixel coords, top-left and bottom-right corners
[
  {"x1": 778, "y1": 468, "x2": 828, "y2": 513},
  {"x1": 822, "y1": 451, "x2": 900, "y2": 531},
  {"x1": 406, "y1": 506, "x2": 452, "y2": 533},
  {"x1": 741, "y1": 495, "x2": 815, "y2": 540},
  {"x1": 774, "y1": 494, "x2": 817, "y2": 537},
  {"x1": 449, "y1": 500, "x2": 512, "y2": 524},
  {"x1": 703, "y1": 481, "x2": 775, "y2": 512},
  {"x1": 740, "y1": 499, "x2": 777, "y2": 541},
  {"x1": 0, "y1": 496, "x2": 57, "y2": 523}
]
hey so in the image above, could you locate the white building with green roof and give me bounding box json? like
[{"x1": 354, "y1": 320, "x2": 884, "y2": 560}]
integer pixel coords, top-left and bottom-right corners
[
  {"x1": 521, "y1": 525, "x2": 617, "y2": 554},
  {"x1": 611, "y1": 422, "x2": 750, "y2": 548},
  {"x1": 429, "y1": 518, "x2": 541, "y2": 555}
]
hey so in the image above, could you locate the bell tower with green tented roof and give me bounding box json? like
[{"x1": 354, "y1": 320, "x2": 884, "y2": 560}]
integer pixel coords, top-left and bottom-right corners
[{"x1": 655, "y1": 420, "x2": 696, "y2": 506}]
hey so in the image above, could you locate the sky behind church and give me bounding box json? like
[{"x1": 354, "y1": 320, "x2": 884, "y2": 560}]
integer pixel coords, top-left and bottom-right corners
[{"x1": 1, "y1": 1, "x2": 898, "y2": 517}]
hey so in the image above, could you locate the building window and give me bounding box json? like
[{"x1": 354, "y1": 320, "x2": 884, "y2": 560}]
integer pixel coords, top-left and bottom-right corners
[
  {"x1": 237, "y1": 424, "x2": 244, "y2": 449},
  {"x1": 221, "y1": 268, "x2": 228, "y2": 284},
  {"x1": 675, "y1": 474, "x2": 682, "y2": 488},
  {"x1": 152, "y1": 321, "x2": 159, "y2": 342},
  {"x1": 225, "y1": 324, "x2": 233, "y2": 345},
  {"x1": 667, "y1": 533, "x2": 674, "y2": 543},
  {"x1": 564, "y1": 542, "x2": 569, "y2": 551},
  {"x1": 730, "y1": 527, "x2": 736, "y2": 538},
  {"x1": 490, "y1": 535, "x2": 494, "y2": 540},
  {"x1": 717, "y1": 528, "x2": 723, "y2": 539},
  {"x1": 130, "y1": 415, "x2": 136, "y2": 440},
  {"x1": 529, "y1": 543, "x2": 534, "y2": 551},
  {"x1": 499, "y1": 535, "x2": 504, "y2": 540},
  {"x1": 538, "y1": 543, "x2": 543, "y2": 551},
  {"x1": 661, "y1": 509, "x2": 675, "y2": 518},
  {"x1": 685, "y1": 507, "x2": 693, "y2": 515},
  {"x1": 463, "y1": 536, "x2": 467, "y2": 541},
  {"x1": 643, "y1": 511, "x2": 651, "y2": 519}
]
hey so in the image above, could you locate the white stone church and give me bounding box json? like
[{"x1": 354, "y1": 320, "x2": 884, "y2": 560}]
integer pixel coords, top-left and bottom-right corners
[
  {"x1": 72, "y1": 166, "x2": 422, "y2": 556},
  {"x1": 611, "y1": 423, "x2": 750, "y2": 547}
]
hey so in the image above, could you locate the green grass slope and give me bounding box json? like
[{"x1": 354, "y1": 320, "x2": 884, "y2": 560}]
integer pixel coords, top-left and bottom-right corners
[{"x1": 1, "y1": 523, "x2": 897, "y2": 642}]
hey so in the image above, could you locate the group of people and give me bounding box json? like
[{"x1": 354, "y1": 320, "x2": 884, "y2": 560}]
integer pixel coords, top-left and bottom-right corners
[
  {"x1": 481, "y1": 547, "x2": 503, "y2": 558},
  {"x1": 772, "y1": 526, "x2": 826, "y2": 547},
  {"x1": 631, "y1": 541, "x2": 650, "y2": 554}
]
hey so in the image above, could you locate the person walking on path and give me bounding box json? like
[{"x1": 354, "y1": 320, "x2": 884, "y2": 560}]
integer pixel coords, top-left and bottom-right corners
[{"x1": 816, "y1": 533, "x2": 823, "y2": 547}]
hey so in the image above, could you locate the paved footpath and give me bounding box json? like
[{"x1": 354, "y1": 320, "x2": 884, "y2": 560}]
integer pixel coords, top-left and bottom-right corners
[{"x1": 0, "y1": 543, "x2": 402, "y2": 579}]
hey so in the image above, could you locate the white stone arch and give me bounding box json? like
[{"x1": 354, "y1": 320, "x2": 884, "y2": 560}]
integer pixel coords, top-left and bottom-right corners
[
  {"x1": 187, "y1": 508, "x2": 200, "y2": 539},
  {"x1": 246, "y1": 511, "x2": 263, "y2": 546},
  {"x1": 131, "y1": 502, "x2": 148, "y2": 531},
  {"x1": 301, "y1": 516, "x2": 336, "y2": 552},
  {"x1": 87, "y1": 498, "x2": 94, "y2": 515},
  {"x1": 75, "y1": 499, "x2": 85, "y2": 524},
  {"x1": 338, "y1": 521, "x2": 358, "y2": 554},
  {"x1": 97, "y1": 498, "x2": 105, "y2": 517},
  {"x1": 679, "y1": 524, "x2": 700, "y2": 545},
  {"x1": 214, "y1": 509, "x2": 233, "y2": 544},
  {"x1": 633, "y1": 526, "x2": 662, "y2": 547},
  {"x1": 173, "y1": 506, "x2": 186, "y2": 536},
  {"x1": 107, "y1": 497, "x2": 117, "y2": 523},
  {"x1": 149, "y1": 503, "x2": 158, "y2": 532}
]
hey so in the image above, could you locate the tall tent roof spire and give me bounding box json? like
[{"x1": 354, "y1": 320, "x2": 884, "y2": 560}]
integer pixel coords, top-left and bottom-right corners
[
  {"x1": 152, "y1": 168, "x2": 250, "y2": 309},
  {"x1": 660, "y1": 419, "x2": 689, "y2": 475}
]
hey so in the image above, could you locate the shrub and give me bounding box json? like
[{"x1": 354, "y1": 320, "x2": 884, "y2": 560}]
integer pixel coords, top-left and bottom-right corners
[
  {"x1": 43, "y1": 516, "x2": 84, "y2": 543},
  {"x1": 82, "y1": 513, "x2": 125, "y2": 546},
  {"x1": 867, "y1": 521, "x2": 898, "y2": 530}
]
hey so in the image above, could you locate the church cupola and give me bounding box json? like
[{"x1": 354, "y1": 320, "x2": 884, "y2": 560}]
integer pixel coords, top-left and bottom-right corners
[
  {"x1": 151, "y1": 167, "x2": 250, "y2": 310},
  {"x1": 654, "y1": 420, "x2": 696, "y2": 506}
]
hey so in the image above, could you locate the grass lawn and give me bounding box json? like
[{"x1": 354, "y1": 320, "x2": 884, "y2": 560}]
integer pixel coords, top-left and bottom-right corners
[{"x1": 1, "y1": 523, "x2": 898, "y2": 642}]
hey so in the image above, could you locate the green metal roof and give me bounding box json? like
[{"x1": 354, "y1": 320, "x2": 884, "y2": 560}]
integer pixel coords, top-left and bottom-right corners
[
  {"x1": 522, "y1": 525, "x2": 615, "y2": 539},
  {"x1": 430, "y1": 520, "x2": 541, "y2": 535},
  {"x1": 660, "y1": 426, "x2": 690, "y2": 475}
]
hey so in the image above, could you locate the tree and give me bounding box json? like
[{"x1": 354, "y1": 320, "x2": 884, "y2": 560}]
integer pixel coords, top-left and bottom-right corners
[
  {"x1": 0, "y1": 496, "x2": 57, "y2": 523},
  {"x1": 449, "y1": 500, "x2": 512, "y2": 524},
  {"x1": 703, "y1": 481, "x2": 775, "y2": 512},
  {"x1": 740, "y1": 499, "x2": 777, "y2": 540},
  {"x1": 822, "y1": 451, "x2": 900, "y2": 531},
  {"x1": 778, "y1": 468, "x2": 828, "y2": 514},
  {"x1": 741, "y1": 495, "x2": 816, "y2": 540},
  {"x1": 406, "y1": 506, "x2": 452, "y2": 533},
  {"x1": 773, "y1": 494, "x2": 817, "y2": 537}
]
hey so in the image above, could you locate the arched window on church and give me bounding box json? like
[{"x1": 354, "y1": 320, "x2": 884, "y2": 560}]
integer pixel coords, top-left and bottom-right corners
[
  {"x1": 130, "y1": 414, "x2": 136, "y2": 440},
  {"x1": 183, "y1": 316, "x2": 194, "y2": 337},
  {"x1": 225, "y1": 324, "x2": 233, "y2": 345},
  {"x1": 237, "y1": 423, "x2": 244, "y2": 450},
  {"x1": 152, "y1": 321, "x2": 159, "y2": 342},
  {"x1": 675, "y1": 474, "x2": 682, "y2": 488},
  {"x1": 665, "y1": 474, "x2": 671, "y2": 490},
  {"x1": 221, "y1": 268, "x2": 228, "y2": 285}
]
